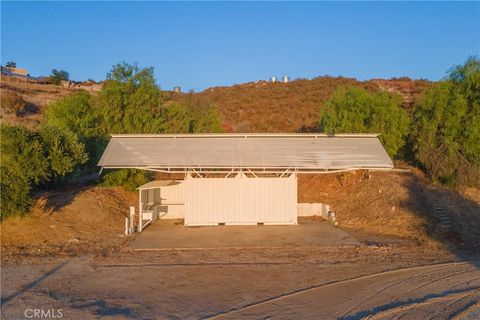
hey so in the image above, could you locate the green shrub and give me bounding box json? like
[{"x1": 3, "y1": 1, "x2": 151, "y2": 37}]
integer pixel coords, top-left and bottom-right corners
[
  {"x1": 1, "y1": 125, "x2": 44, "y2": 217},
  {"x1": 318, "y1": 86, "x2": 410, "y2": 157},
  {"x1": 44, "y1": 91, "x2": 104, "y2": 166},
  {"x1": 101, "y1": 169, "x2": 152, "y2": 192},
  {"x1": 49, "y1": 69, "x2": 70, "y2": 85},
  {"x1": 1, "y1": 165, "x2": 31, "y2": 217},
  {"x1": 43, "y1": 62, "x2": 223, "y2": 192},
  {"x1": 0, "y1": 124, "x2": 88, "y2": 218},
  {"x1": 98, "y1": 64, "x2": 166, "y2": 134},
  {"x1": 411, "y1": 56, "x2": 480, "y2": 186},
  {"x1": 39, "y1": 126, "x2": 89, "y2": 179},
  {"x1": 165, "y1": 96, "x2": 223, "y2": 134},
  {"x1": 44, "y1": 91, "x2": 99, "y2": 139}
]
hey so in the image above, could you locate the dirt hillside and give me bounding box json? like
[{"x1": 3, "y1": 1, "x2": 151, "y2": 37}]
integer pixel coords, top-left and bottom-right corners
[
  {"x1": 1, "y1": 77, "x2": 75, "y2": 128},
  {"x1": 166, "y1": 77, "x2": 431, "y2": 132},
  {"x1": 2, "y1": 168, "x2": 479, "y2": 262},
  {"x1": 0, "y1": 76, "x2": 100, "y2": 128},
  {"x1": 299, "y1": 167, "x2": 480, "y2": 251},
  {"x1": 0, "y1": 187, "x2": 137, "y2": 261},
  {"x1": 2, "y1": 75, "x2": 431, "y2": 133}
]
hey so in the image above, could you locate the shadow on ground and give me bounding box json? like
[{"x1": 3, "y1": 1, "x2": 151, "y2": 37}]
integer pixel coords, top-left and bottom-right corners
[{"x1": 401, "y1": 175, "x2": 480, "y2": 268}]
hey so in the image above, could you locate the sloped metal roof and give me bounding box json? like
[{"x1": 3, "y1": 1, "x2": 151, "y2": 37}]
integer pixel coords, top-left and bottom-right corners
[
  {"x1": 137, "y1": 180, "x2": 174, "y2": 190},
  {"x1": 98, "y1": 134, "x2": 393, "y2": 172}
]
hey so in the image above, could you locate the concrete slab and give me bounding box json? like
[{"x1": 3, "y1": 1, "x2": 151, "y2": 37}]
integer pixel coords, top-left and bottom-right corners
[{"x1": 130, "y1": 218, "x2": 359, "y2": 250}]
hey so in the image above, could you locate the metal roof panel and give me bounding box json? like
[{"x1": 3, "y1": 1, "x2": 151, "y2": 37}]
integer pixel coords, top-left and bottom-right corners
[{"x1": 98, "y1": 134, "x2": 393, "y2": 171}]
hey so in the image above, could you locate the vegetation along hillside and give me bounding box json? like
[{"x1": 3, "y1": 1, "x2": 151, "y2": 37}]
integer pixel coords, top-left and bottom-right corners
[
  {"x1": 165, "y1": 76, "x2": 431, "y2": 133},
  {"x1": 1, "y1": 57, "x2": 479, "y2": 258}
]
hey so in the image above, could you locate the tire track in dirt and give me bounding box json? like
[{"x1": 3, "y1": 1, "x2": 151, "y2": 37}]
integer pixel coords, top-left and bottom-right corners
[
  {"x1": 337, "y1": 264, "x2": 463, "y2": 318},
  {"x1": 360, "y1": 286, "x2": 480, "y2": 320},
  {"x1": 379, "y1": 270, "x2": 480, "y2": 319},
  {"x1": 204, "y1": 261, "x2": 474, "y2": 319},
  {"x1": 450, "y1": 302, "x2": 480, "y2": 320}
]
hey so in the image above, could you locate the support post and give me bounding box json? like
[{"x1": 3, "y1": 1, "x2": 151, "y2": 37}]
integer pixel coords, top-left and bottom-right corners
[
  {"x1": 125, "y1": 217, "x2": 128, "y2": 235},
  {"x1": 129, "y1": 206, "x2": 135, "y2": 234},
  {"x1": 138, "y1": 189, "x2": 143, "y2": 232}
]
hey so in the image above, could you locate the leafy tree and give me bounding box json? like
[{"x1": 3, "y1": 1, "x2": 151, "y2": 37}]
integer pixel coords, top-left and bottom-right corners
[
  {"x1": 44, "y1": 91, "x2": 104, "y2": 165},
  {"x1": 318, "y1": 86, "x2": 410, "y2": 157},
  {"x1": 39, "y1": 126, "x2": 88, "y2": 179},
  {"x1": 186, "y1": 96, "x2": 223, "y2": 133},
  {"x1": 0, "y1": 124, "x2": 88, "y2": 218},
  {"x1": 50, "y1": 69, "x2": 70, "y2": 85},
  {"x1": 98, "y1": 63, "x2": 166, "y2": 134},
  {"x1": 5, "y1": 61, "x2": 16, "y2": 68},
  {"x1": 45, "y1": 91, "x2": 99, "y2": 139},
  {"x1": 43, "y1": 62, "x2": 223, "y2": 192},
  {"x1": 101, "y1": 169, "x2": 153, "y2": 192},
  {"x1": 106, "y1": 62, "x2": 155, "y2": 85},
  {"x1": 1, "y1": 125, "x2": 48, "y2": 185},
  {"x1": 411, "y1": 56, "x2": 480, "y2": 186},
  {"x1": 1, "y1": 163, "x2": 31, "y2": 218},
  {"x1": 1, "y1": 125, "x2": 47, "y2": 218},
  {"x1": 163, "y1": 102, "x2": 191, "y2": 133},
  {"x1": 165, "y1": 96, "x2": 223, "y2": 133}
]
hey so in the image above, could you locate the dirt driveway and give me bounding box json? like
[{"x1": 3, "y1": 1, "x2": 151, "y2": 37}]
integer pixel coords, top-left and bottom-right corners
[
  {"x1": 1, "y1": 245, "x2": 479, "y2": 319},
  {"x1": 131, "y1": 218, "x2": 360, "y2": 250}
]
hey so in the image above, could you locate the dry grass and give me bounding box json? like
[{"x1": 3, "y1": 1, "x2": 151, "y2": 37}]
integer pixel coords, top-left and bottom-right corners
[
  {"x1": 1, "y1": 77, "x2": 80, "y2": 128},
  {"x1": 0, "y1": 187, "x2": 137, "y2": 260},
  {"x1": 2, "y1": 74, "x2": 432, "y2": 132},
  {"x1": 166, "y1": 77, "x2": 432, "y2": 133},
  {"x1": 298, "y1": 168, "x2": 480, "y2": 251}
]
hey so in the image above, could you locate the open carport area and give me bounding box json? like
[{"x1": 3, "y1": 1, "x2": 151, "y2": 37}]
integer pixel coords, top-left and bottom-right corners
[{"x1": 130, "y1": 218, "x2": 360, "y2": 250}]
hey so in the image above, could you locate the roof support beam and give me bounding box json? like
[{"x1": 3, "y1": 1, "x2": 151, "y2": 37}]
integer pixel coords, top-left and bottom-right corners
[
  {"x1": 225, "y1": 168, "x2": 236, "y2": 178},
  {"x1": 247, "y1": 168, "x2": 258, "y2": 178},
  {"x1": 116, "y1": 167, "x2": 408, "y2": 174}
]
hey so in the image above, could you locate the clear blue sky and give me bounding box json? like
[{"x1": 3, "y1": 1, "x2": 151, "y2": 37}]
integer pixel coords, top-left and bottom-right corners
[{"x1": 2, "y1": 1, "x2": 479, "y2": 91}]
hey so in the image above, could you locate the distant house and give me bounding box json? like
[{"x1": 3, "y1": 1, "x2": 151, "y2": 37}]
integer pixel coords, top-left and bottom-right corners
[{"x1": 1, "y1": 66, "x2": 29, "y2": 77}]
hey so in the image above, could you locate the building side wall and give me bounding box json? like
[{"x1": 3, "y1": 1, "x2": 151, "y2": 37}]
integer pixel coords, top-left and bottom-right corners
[
  {"x1": 184, "y1": 174, "x2": 297, "y2": 226},
  {"x1": 297, "y1": 203, "x2": 330, "y2": 217}
]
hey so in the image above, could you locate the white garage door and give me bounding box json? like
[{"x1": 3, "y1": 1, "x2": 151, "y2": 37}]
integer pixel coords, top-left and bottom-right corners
[{"x1": 184, "y1": 173, "x2": 297, "y2": 226}]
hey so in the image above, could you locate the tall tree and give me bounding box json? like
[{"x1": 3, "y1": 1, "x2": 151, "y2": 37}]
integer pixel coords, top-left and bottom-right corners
[
  {"x1": 0, "y1": 124, "x2": 87, "y2": 218},
  {"x1": 411, "y1": 56, "x2": 480, "y2": 186},
  {"x1": 318, "y1": 86, "x2": 410, "y2": 157},
  {"x1": 50, "y1": 69, "x2": 70, "y2": 85},
  {"x1": 5, "y1": 61, "x2": 16, "y2": 68}
]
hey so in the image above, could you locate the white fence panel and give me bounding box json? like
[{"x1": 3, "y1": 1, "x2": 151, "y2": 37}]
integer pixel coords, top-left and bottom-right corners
[
  {"x1": 158, "y1": 181, "x2": 185, "y2": 219},
  {"x1": 160, "y1": 181, "x2": 184, "y2": 204}
]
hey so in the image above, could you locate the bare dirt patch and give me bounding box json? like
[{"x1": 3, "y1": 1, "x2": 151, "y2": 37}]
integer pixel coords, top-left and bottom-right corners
[
  {"x1": 298, "y1": 167, "x2": 480, "y2": 253},
  {"x1": 2, "y1": 245, "x2": 478, "y2": 319},
  {"x1": 0, "y1": 187, "x2": 137, "y2": 263}
]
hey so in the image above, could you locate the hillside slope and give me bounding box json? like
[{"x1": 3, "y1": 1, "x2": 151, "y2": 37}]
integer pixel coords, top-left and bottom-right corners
[
  {"x1": 299, "y1": 168, "x2": 480, "y2": 252},
  {"x1": 0, "y1": 76, "x2": 99, "y2": 128},
  {"x1": 167, "y1": 77, "x2": 431, "y2": 132},
  {"x1": 0, "y1": 187, "x2": 137, "y2": 261},
  {"x1": 2, "y1": 75, "x2": 431, "y2": 133},
  {"x1": 1, "y1": 77, "x2": 75, "y2": 128},
  {"x1": 2, "y1": 168, "x2": 479, "y2": 261}
]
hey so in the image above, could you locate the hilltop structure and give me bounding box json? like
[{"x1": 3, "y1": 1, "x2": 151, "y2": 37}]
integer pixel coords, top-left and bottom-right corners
[{"x1": 1, "y1": 66, "x2": 29, "y2": 77}]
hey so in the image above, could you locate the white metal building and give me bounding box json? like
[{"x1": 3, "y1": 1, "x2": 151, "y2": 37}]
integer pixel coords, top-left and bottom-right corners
[{"x1": 98, "y1": 134, "x2": 393, "y2": 230}]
